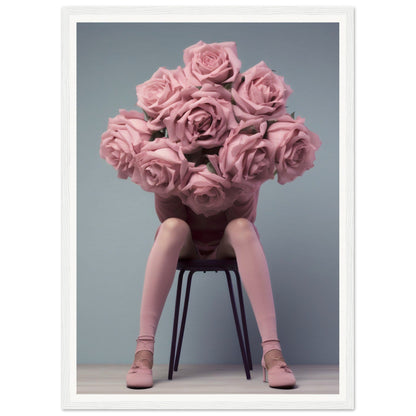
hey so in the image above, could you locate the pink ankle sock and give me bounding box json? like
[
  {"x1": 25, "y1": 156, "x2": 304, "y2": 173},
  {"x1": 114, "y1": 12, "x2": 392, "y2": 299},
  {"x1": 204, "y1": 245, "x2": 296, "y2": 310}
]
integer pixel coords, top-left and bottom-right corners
[{"x1": 135, "y1": 335, "x2": 155, "y2": 354}]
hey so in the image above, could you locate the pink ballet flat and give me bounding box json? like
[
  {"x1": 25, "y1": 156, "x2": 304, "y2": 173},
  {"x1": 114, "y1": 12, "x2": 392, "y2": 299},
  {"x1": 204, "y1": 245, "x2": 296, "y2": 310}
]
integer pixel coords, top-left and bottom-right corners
[
  {"x1": 126, "y1": 336, "x2": 154, "y2": 389},
  {"x1": 126, "y1": 364, "x2": 153, "y2": 389},
  {"x1": 261, "y1": 355, "x2": 296, "y2": 388}
]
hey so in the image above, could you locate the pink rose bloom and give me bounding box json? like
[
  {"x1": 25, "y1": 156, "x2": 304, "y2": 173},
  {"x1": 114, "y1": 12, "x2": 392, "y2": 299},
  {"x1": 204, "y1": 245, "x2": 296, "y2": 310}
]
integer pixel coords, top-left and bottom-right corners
[
  {"x1": 136, "y1": 67, "x2": 194, "y2": 129},
  {"x1": 211, "y1": 119, "x2": 275, "y2": 187},
  {"x1": 267, "y1": 114, "x2": 322, "y2": 185},
  {"x1": 183, "y1": 40, "x2": 241, "y2": 86},
  {"x1": 164, "y1": 83, "x2": 237, "y2": 153},
  {"x1": 131, "y1": 138, "x2": 189, "y2": 196},
  {"x1": 232, "y1": 61, "x2": 293, "y2": 121},
  {"x1": 100, "y1": 109, "x2": 152, "y2": 179},
  {"x1": 179, "y1": 166, "x2": 237, "y2": 217}
]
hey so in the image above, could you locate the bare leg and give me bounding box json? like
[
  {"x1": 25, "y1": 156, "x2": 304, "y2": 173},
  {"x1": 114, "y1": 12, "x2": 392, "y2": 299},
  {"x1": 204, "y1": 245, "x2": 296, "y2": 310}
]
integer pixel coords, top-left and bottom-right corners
[
  {"x1": 216, "y1": 218, "x2": 288, "y2": 369},
  {"x1": 134, "y1": 218, "x2": 199, "y2": 368}
]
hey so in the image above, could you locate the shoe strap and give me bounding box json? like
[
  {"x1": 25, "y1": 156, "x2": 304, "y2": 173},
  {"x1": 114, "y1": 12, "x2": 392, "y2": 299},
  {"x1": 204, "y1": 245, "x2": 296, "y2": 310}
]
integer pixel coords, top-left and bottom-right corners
[
  {"x1": 261, "y1": 339, "x2": 282, "y2": 356},
  {"x1": 267, "y1": 360, "x2": 293, "y2": 374}
]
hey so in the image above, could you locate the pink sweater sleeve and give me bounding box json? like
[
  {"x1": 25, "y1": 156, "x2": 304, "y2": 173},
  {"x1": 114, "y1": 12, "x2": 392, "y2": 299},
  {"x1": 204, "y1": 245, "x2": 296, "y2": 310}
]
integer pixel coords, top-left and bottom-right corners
[
  {"x1": 225, "y1": 187, "x2": 260, "y2": 223},
  {"x1": 154, "y1": 188, "x2": 259, "y2": 225},
  {"x1": 154, "y1": 194, "x2": 188, "y2": 223}
]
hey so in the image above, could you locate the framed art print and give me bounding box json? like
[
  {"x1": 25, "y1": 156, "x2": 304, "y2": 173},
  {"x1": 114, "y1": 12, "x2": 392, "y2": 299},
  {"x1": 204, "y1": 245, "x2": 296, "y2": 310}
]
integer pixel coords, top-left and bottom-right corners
[{"x1": 62, "y1": 6, "x2": 354, "y2": 410}]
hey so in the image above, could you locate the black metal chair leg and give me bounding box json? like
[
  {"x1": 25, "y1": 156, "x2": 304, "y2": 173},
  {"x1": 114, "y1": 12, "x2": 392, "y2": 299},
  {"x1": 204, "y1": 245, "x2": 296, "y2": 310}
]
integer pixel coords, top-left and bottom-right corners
[
  {"x1": 168, "y1": 269, "x2": 185, "y2": 380},
  {"x1": 234, "y1": 270, "x2": 253, "y2": 371},
  {"x1": 174, "y1": 271, "x2": 194, "y2": 371},
  {"x1": 225, "y1": 271, "x2": 251, "y2": 380}
]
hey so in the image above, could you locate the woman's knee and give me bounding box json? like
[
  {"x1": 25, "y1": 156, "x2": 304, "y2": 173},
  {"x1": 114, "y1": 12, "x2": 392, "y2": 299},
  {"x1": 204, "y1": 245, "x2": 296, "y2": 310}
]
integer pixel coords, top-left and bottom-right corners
[
  {"x1": 225, "y1": 218, "x2": 257, "y2": 244},
  {"x1": 158, "y1": 217, "x2": 191, "y2": 240}
]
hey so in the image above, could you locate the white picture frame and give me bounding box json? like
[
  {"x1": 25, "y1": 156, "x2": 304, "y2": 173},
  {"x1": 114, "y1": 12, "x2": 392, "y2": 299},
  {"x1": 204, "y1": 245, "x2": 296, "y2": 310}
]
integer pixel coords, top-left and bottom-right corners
[{"x1": 62, "y1": 5, "x2": 354, "y2": 410}]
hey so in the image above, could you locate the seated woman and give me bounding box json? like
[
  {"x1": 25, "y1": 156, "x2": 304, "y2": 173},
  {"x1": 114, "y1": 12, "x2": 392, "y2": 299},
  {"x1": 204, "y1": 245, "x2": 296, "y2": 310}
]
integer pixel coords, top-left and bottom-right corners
[{"x1": 126, "y1": 191, "x2": 296, "y2": 389}]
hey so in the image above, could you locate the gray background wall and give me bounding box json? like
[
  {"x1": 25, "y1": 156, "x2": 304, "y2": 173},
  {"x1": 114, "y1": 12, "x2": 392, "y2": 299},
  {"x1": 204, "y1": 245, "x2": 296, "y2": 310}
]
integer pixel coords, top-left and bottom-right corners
[{"x1": 77, "y1": 22, "x2": 339, "y2": 365}]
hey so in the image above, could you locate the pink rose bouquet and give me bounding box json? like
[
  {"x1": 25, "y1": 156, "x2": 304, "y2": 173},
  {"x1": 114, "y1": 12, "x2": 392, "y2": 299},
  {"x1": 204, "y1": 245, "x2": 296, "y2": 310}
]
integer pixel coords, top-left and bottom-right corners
[
  {"x1": 131, "y1": 139, "x2": 189, "y2": 195},
  {"x1": 213, "y1": 119, "x2": 275, "y2": 188},
  {"x1": 267, "y1": 114, "x2": 322, "y2": 185},
  {"x1": 179, "y1": 166, "x2": 236, "y2": 217},
  {"x1": 100, "y1": 41, "x2": 321, "y2": 216},
  {"x1": 99, "y1": 109, "x2": 152, "y2": 179},
  {"x1": 183, "y1": 40, "x2": 241, "y2": 86},
  {"x1": 164, "y1": 83, "x2": 237, "y2": 153}
]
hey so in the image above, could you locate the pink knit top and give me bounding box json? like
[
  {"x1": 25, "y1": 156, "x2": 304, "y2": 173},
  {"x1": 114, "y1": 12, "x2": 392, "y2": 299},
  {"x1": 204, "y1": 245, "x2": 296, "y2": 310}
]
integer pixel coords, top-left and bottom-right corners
[{"x1": 154, "y1": 188, "x2": 260, "y2": 256}]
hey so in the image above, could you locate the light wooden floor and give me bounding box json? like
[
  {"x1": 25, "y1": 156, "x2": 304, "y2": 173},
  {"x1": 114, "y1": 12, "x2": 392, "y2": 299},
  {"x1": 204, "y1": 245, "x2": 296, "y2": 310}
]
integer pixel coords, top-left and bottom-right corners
[{"x1": 77, "y1": 364, "x2": 338, "y2": 394}]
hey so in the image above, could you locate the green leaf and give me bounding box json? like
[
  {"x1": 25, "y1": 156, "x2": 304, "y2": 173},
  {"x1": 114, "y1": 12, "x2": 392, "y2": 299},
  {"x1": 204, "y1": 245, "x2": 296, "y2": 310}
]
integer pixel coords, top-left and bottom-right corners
[
  {"x1": 206, "y1": 161, "x2": 217, "y2": 174},
  {"x1": 142, "y1": 109, "x2": 149, "y2": 121},
  {"x1": 231, "y1": 97, "x2": 237, "y2": 105},
  {"x1": 150, "y1": 129, "x2": 165, "y2": 141},
  {"x1": 240, "y1": 125, "x2": 258, "y2": 135},
  {"x1": 223, "y1": 82, "x2": 233, "y2": 91},
  {"x1": 290, "y1": 111, "x2": 296, "y2": 119}
]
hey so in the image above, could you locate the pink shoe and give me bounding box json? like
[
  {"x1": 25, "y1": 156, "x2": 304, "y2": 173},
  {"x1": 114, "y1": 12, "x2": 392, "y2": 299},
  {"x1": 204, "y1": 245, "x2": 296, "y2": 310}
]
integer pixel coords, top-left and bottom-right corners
[
  {"x1": 126, "y1": 336, "x2": 154, "y2": 389},
  {"x1": 261, "y1": 355, "x2": 296, "y2": 388},
  {"x1": 261, "y1": 339, "x2": 296, "y2": 389}
]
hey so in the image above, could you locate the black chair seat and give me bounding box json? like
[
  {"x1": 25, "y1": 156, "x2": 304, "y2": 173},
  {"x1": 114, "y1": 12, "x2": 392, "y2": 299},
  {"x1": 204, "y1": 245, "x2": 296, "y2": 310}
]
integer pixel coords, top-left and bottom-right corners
[{"x1": 177, "y1": 258, "x2": 239, "y2": 271}]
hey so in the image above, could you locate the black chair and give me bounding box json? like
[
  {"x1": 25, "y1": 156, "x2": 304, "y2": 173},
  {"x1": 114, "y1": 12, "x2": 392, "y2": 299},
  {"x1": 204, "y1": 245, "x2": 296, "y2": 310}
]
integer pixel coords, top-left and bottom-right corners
[{"x1": 168, "y1": 258, "x2": 253, "y2": 380}]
